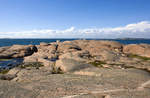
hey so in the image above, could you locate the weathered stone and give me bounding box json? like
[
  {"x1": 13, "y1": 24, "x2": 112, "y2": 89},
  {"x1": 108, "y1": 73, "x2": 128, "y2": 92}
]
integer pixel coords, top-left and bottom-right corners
[
  {"x1": 74, "y1": 40, "x2": 123, "y2": 52},
  {"x1": 24, "y1": 56, "x2": 38, "y2": 62},
  {"x1": 24, "y1": 43, "x2": 58, "y2": 64},
  {"x1": 59, "y1": 50, "x2": 91, "y2": 62},
  {"x1": 0, "y1": 74, "x2": 17, "y2": 80},
  {"x1": 0, "y1": 68, "x2": 150, "y2": 98},
  {"x1": 55, "y1": 58, "x2": 86, "y2": 72},
  {"x1": 98, "y1": 49, "x2": 121, "y2": 61},
  {"x1": 123, "y1": 44, "x2": 150, "y2": 57},
  {"x1": 0, "y1": 45, "x2": 37, "y2": 59},
  {"x1": 38, "y1": 58, "x2": 53, "y2": 67},
  {"x1": 7, "y1": 68, "x2": 21, "y2": 75},
  {"x1": 40, "y1": 42, "x2": 50, "y2": 46},
  {"x1": 58, "y1": 42, "x2": 81, "y2": 53},
  {"x1": 1, "y1": 40, "x2": 150, "y2": 98},
  {"x1": 55, "y1": 57, "x2": 101, "y2": 74}
]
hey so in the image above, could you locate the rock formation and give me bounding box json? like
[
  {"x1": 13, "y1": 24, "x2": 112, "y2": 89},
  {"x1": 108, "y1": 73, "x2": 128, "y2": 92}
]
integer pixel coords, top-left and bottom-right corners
[
  {"x1": 0, "y1": 40, "x2": 150, "y2": 98},
  {"x1": 123, "y1": 44, "x2": 150, "y2": 57},
  {"x1": 0, "y1": 45, "x2": 37, "y2": 59}
]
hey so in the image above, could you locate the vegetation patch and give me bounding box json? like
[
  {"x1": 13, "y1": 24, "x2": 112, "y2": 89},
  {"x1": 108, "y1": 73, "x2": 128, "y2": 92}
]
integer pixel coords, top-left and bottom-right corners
[
  {"x1": 0, "y1": 59, "x2": 11, "y2": 61},
  {"x1": 19, "y1": 62, "x2": 44, "y2": 69},
  {"x1": 51, "y1": 63, "x2": 64, "y2": 74},
  {"x1": 89, "y1": 60, "x2": 106, "y2": 68},
  {"x1": 123, "y1": 65, "x2": 150, "y2": 73},
  {"x1": 109, "y1": 63, "x2": 123, "y2": 66},
  {"x1": 128, "y1": 54, "x2": 150, "y2": 61},
  {"x1": 0, "y1": 69, "x2": 9, "y2": 74}
]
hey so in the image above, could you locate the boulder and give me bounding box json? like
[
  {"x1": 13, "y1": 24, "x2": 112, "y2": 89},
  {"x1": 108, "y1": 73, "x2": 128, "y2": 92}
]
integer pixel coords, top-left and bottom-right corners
[
  {"x1": 0, "y1": 74, "x2": 17, "y2": 80},
  {"x1": 38, "y1": 58, "x2": 54, "y2": 67},
  {"x1": 7, "y1": 68, "x2": 21, "y2": 75},
  {"x1": 40, "y1": 42, "x2": 50, "y2": 46},
  {"x1": 59, "y1": 50, "x2": 91, "y2": 62},
  {"x1": 23, "y1": 56, "x2": 38, "y2": 63},
  {"x1": 55, "y1": 50, "x2": 103, "y2": 74},
  {"x1": 38, "y1": 43, "x2": 57, "y2": 54},
  {"x1": 74, "y1": 40, "x2": 123, "y2": 52},
  {"x1": 58, "y1": 42, "x2": 81, "y2": 54},
  {"x1": 24, "y1": 43, "x2": 58, "y2": 63},
  {"x1": 69, "y1": 40, "x2": 123, "y2": 61},
  {"x1": 36, "y1": 44, "x2": 58, "y2": 58},
  {"x1": 96, "y1": 49, "x2": 121, "y2": 61},
  {"x1": 123, "y1": 44, "x2": 150, "y2": 57},
  {"x1": 0, "y1": 45, "x2": 37, "y2": 59},
  {"x1": 55, "y1": 58, "x2": 93, "y2": 73},
  {"x1": 0, "y1": 46, "x2": 10, "y2": 53},
  {"x1": 24, "y1": 56, "x2": 54, "y2": 67}
]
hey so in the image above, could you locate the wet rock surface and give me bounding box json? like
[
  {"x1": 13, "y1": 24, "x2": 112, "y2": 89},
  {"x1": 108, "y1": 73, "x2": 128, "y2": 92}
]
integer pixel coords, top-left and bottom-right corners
[
  {"x1": 0, "y1": 40, "x2": 150, "y2": 98},
  {"x1": 0, "y1": 58, "x2": 23, "y2": 70}
]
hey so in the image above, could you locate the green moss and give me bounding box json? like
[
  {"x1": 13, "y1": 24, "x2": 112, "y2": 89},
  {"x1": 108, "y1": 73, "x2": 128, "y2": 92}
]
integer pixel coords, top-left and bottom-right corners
[
  {"x1": 0, "y1": 69, "x2": 9, "y2": 74},
  {"x1": 0, "y1": 59, "x2": 10, "y2": 61},
  {"x1": 19, "y1": 62, "x2": 44, "y2": 69},
  {"x1": 128, "y1": 54, "x2": 150, "y2": 61},
  {"x1": 89, "y1": 60, "x2": 106, "y2": 67},
  {"x1": 109, "y1": 63, "x2": 123, "y2": 66}
]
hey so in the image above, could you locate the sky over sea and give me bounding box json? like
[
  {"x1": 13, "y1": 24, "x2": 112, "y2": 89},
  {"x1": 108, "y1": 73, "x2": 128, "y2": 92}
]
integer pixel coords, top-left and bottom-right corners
[{"x1": 0, "y1": 0, "x2": 150, "y2": 38}]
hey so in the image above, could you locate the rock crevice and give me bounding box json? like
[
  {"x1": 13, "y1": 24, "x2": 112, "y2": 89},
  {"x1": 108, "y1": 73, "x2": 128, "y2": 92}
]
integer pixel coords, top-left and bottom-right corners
[{"x1": 1, "y1": 40, "x2": 150, "y2": 98}]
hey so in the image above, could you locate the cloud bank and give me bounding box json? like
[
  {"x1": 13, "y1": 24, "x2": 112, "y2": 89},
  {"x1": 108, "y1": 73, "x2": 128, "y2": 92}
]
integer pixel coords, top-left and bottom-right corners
[{"x1": 0, "y1": 21, "x2": 150, "y2": 38}]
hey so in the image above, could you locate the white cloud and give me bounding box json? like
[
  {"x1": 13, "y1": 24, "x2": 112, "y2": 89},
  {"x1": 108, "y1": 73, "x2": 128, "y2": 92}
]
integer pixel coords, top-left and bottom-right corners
[{"x1": 0, "y1": 21, "x2": 150, "y2": 38}]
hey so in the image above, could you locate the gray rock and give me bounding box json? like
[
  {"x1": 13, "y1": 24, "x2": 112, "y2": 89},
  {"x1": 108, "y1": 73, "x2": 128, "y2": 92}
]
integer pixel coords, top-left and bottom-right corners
[
  {"x1": 1, "y1": 40, "x2": 150, "y2": 98},
  {"x1": 0, "y1": 74, "x2": 17, "y2": 80},
  {"x1": 55, "y1": 58, "x2": 92, "y2": 72},
  {"x1": 0, "y1": 68, "x2": 150, "y2": 98},
  {"x1": 0, "y1": 45, "x2": 37, "y2": 59}
]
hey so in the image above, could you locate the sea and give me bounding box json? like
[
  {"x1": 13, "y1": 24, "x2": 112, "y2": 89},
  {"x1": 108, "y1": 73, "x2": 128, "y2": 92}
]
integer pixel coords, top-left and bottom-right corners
[{"x1": 0, "y1": 38, "x2": 150, "y2": 47}]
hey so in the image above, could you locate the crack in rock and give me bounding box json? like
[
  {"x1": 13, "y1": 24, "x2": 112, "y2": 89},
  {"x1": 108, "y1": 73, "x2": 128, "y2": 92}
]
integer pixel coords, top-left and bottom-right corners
[
  {"x1": 62, "y1": 88, "x2": 127, "y2": 98},
  {"x1": 137, "y1": 79, "x2": 150, "y2": 90}
]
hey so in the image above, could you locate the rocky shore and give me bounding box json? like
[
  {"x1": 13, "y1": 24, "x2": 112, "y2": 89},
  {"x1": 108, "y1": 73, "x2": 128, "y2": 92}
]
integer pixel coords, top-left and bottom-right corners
[{"x1": 0, "y1": 40, "x2": 150, "y2": 98}]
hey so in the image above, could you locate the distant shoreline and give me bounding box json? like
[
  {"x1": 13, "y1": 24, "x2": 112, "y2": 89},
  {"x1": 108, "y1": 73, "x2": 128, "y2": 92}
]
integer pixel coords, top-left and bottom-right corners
[
  {"x1": 0, "y1": 38, "x2": 150, "y2": 40},
  {"x1": 0, "y1": 38, "x2": 150, "y2": 47}
]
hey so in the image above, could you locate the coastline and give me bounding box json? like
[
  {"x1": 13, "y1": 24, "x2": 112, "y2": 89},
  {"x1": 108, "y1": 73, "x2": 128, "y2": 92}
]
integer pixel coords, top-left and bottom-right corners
[
  {"x1": 0, "y1": 40, "x2": 150, "y2": 97},
  {"x1": 1, "y1": 38, "x2": 150, "y2": 47}
]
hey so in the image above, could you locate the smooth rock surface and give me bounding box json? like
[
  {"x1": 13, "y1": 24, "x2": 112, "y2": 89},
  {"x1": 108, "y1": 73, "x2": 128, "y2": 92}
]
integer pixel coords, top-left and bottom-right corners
[
  {"x1": 1, "y1": 40, "x2": 150, "y2": 98},
  {"x1": 0, "y1": 68, "x2": 150, "y2": 98},
  {"x1": 0, "y1": 45, "x2": 37, "y2": 59},
  {"x1": 123, "y1": 44, "x2": 150, "y2": 57}
]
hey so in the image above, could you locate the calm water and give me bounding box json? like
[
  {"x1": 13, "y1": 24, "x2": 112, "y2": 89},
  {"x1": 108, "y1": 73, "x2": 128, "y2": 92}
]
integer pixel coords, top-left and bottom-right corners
[{"x1": 0, "y1": 39, "x2": 150, "y2": 47}]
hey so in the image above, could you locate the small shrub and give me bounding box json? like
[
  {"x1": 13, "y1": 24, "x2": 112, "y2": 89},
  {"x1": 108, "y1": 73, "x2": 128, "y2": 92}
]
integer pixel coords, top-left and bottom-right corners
[
  {"x1": 89, "y1": 60, "x2": 106, "y2": 67},
  {"x1": 19, "y1": 62, "x2": 44, "y2": 69},
  {"x1": 128, "y1": 54, "x2": 150, "y2": 61},
  {"x1": 0, "y1": 69, "x2": 9, "y2": 74}
]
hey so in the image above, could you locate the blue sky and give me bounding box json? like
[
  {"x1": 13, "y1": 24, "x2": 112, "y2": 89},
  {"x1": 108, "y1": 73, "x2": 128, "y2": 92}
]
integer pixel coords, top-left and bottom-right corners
[{"x1": 0, "y1": 0, "x2": 150, "y2": 38}]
